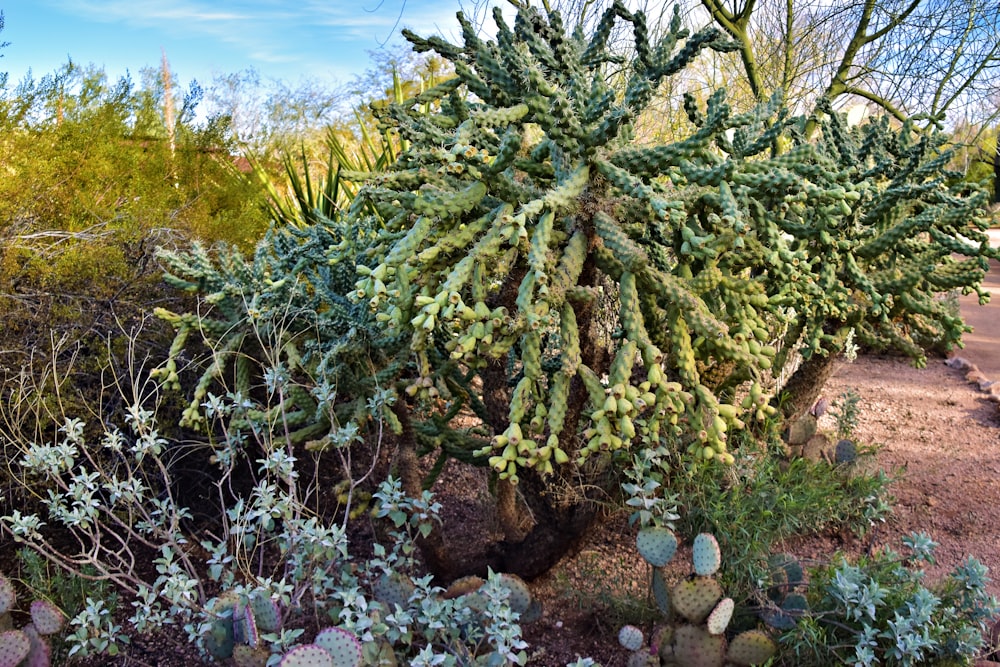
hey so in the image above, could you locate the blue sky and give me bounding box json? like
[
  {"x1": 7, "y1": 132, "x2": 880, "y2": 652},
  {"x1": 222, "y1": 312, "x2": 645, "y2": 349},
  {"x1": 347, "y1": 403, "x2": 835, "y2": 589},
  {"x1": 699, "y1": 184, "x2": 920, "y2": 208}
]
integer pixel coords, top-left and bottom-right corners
[{"x1": 0, "y1": 1, "x2": 512, "y2": 90}]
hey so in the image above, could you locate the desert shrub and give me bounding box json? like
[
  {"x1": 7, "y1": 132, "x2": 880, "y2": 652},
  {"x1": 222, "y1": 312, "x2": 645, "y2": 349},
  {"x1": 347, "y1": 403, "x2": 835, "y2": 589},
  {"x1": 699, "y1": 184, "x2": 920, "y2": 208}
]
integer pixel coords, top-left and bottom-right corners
[
  {"x1": 0, "y1": 61, "x2": 275, "y2": 494},
  {"x1": 778, "y1": 534, "x2": 998, "y2": 666},
  {"x1": 662, "y1": 432, "x2": 891, "y2": 602},
  {"x1": 829, "y1": 388, "x2": 863, "y2": 440},
  {"x1": 14, "y1": 548, "x2": 118, "y2": 663},
  {"x1": 0, "y1": 328, "x2": 543, "y2": 665}
]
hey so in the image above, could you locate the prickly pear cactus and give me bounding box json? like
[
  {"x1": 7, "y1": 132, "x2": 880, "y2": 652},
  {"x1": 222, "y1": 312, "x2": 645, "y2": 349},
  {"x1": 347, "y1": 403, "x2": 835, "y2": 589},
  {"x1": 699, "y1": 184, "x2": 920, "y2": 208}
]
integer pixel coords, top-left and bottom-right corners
[
  {"x1": 0, "y1": 630, "x2": 30, "y2": 667},
  {"x1": 0, "y1": 574, "x2": 64, "y2": 667},
  {"x1": 691, "y1": 533, "x2": 721, "y2": 576},
  {"x1": 314, "y1": 628, "x2": 363, "y2": 667},
  {"x1": 761, "y1": 552, "x2": 808, "y2": 628},
  {"x1": 201, "y1": 588, "x2": 283, "y2": 662},
  {"x1": 619, "y1": 530, "x2": 777, "y2": 666},
  {"x1": 279, "y1": 644, "x2": 338, "y2": 667},
  {"x1": 637, "y1": 527, "x2": 679, "y2": 568}
]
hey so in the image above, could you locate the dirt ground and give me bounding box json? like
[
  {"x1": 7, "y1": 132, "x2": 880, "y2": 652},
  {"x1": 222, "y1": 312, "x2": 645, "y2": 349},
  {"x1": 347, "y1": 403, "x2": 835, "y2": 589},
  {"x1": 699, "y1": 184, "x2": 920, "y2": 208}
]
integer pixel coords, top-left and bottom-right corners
[{"x1": 519, "y1": 352, "x2": 1000, "y2": 666}]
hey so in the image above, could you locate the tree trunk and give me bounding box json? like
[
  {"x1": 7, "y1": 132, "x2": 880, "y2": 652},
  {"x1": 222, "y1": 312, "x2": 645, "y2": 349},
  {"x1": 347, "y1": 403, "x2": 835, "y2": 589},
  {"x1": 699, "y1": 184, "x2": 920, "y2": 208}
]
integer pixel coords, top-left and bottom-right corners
[
  {"x1": 485, "y1": 467, "x2": 608, "y2": 578},
  {"x1": 415, "y1": 257, "x2": 616, "y2": 582}
]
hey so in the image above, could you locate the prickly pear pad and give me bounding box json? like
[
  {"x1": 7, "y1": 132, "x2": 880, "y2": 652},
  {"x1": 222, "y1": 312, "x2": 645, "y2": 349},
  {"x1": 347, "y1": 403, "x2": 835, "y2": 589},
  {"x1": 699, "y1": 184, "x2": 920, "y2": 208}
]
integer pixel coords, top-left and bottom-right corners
[{"x1": 637, "y1": 527, "x2": 678, "y2": 567}]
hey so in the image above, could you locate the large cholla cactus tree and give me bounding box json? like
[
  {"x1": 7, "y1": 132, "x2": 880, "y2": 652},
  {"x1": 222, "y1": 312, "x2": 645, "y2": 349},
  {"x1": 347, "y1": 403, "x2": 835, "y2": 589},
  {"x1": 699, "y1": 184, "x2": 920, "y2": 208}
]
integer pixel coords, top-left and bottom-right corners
[{"x1": 156, "y1": 2, "x2": 997, "y2": 578}]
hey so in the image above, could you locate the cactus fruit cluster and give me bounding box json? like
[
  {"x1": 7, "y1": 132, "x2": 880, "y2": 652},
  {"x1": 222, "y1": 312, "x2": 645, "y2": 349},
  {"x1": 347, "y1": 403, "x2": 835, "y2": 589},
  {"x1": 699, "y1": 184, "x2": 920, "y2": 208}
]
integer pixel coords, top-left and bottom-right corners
[
  {"x1": 0, "y1": 573, "x2": 65, "y2": 667},
  {"x1": 620, "y1": 529, "x2": 776, "y2": 666}
]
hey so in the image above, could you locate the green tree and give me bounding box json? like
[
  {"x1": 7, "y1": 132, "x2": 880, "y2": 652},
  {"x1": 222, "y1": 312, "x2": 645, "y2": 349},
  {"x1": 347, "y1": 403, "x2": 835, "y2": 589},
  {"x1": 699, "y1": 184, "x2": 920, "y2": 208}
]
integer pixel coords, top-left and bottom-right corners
[{"x1": 203, "y1": 67, "x2": 347, "y2": 160}]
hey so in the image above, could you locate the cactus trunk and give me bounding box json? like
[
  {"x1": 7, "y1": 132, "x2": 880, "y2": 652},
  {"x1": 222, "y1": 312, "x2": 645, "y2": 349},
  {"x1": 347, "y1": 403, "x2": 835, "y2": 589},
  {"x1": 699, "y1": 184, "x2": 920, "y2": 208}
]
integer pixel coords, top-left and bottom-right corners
[{"x1": 778, "y1": 349, "x2": 840, "y2": 422}]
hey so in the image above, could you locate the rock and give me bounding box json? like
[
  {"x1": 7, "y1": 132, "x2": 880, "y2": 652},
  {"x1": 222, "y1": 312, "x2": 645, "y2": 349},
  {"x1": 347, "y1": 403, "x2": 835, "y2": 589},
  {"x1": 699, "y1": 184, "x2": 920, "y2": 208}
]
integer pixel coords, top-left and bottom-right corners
[
  {"x1": 966, "y1": 367, "x2": 988, "y2": 384},
  {"x1": 802, "y1": 433, "x2": 830, "y2": 463},
  {"x1": 945, "y1": 356, "x2": 973, "y2": 370},
  {"x1": 785, "y1": 414, "x2": 817, "y2": 446}
]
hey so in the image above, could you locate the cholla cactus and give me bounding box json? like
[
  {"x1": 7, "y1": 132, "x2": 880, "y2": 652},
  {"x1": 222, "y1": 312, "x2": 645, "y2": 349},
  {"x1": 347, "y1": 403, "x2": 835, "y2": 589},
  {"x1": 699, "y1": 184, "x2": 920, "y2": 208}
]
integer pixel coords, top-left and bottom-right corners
[{"x1": 153, "y1": 0, "x2": 998, "y2": 577}]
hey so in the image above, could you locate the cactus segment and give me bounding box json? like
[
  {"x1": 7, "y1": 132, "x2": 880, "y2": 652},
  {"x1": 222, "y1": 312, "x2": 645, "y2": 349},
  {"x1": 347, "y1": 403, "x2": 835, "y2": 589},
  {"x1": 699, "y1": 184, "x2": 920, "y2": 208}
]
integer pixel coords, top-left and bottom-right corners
[
  {"x1": 834, "y1": 438, "x2": 858, "y2": 465},
  {"x1": 672, "y1": 624, "x2": 726, "y2": 667},
  {"x1": 0, "y1": 630, "x2": 30, "y2": 667},
  {"x1": 27, "y1": 601, "x2": 63, "y2": 636},
  {"x1": 233, "y1": 600, "x2": 259, "y2": 647},
  {"x1": 248, "y1": 590, "x2": 281, "y2": 633},
  {"x1": 782, "y1": 592, "x2": 808, "y2": 616},
  {"x1": 522, "y1": 598, "x2": 544, "y2": 623},
  {"x1": 21, "y1": 625, "x2": 49, "y2": 667},
  {"x1": 705, "y1": 597, "x2": 734, "y2": 635},
  {"x1": 626, "y1": 649, "x2": 658, "y2": 667},
  {"x1": 497, "y1": 573, "x2": 532, "y2": 615},
  {"x1": 692, "y1": 533, "x2": 722, "y2": 576},
  {"x1": 672, "y1": 577, "x2": 723, "y2": 624},
  {"x1": 203, "y1": 617, "x2": 236, "y2": 660},
  {"x1": 279, "y1": 644, "x2": 336, "y2": 667},
  {"x1": 0, "y1": 577, "x2": 13, "y2": 616},
  {"x1": 652, "y1": 568, "x2": 671, "y2": 616},
  {"x1": 768, "y1": 553, "x2": 804, "y2": 593},
  {"x1": 618, "y1": 624, "x2": 645, "y2": 651},
  {"x1": 314, "y1": 628, "x2": 363, "y2": 667},
  {"x1": 637, "y1": 527, "x2": 678, "y2": 567},
  {"x1": 651, "y1": 625, "x2": 674, "y2": 661},
  {"x1": 762, "y1": 591, "x2": 808, "y2": 630},
  {"x1": 726, "y1": 629, "x2": 777, "y2": 666},
  {"x1": 372, "y1": 572, "x2": 415, "y2": 610}
]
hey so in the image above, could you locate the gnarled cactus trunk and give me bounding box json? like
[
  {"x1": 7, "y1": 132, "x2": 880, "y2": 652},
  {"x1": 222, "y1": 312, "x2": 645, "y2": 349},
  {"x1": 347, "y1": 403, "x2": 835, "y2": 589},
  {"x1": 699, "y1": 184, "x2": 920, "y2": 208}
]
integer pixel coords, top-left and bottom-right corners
[{"x1": 778, "y1": 353, "x2": 839, "y2": 423}]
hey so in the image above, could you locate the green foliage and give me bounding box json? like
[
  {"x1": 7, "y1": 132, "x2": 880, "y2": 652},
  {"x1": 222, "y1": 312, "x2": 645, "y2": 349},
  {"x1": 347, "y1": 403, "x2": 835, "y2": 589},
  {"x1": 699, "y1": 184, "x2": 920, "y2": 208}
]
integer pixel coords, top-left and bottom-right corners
[
  {"x1": 674, "y1": 438, "x2": 892, "y2": 603},
  {"x1": 14, "y1": 549, "x2": 116, "y2": 664},
  {"x1": 777, "y1": 535, "x2": 998, "y2": 666},
  {"x1": 0, "y1": 59, "x2": 274, "y2": 472},
  {"x1": 829, "y1": 388, "x2": 863, "y2": 440},
  {"x1": 0, "y1": 327, "x2": 535, "y2": 665},
  {"x1": 149, "y1": 0, "x2": 999, "y2": 593}
]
